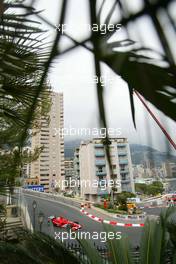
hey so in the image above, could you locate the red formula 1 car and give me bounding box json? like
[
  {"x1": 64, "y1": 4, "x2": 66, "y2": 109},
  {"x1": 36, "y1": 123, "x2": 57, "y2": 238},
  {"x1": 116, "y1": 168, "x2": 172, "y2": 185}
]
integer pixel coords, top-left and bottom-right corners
[{"x1": 48, "y1": 216, "x2": 82, "y2": 231}]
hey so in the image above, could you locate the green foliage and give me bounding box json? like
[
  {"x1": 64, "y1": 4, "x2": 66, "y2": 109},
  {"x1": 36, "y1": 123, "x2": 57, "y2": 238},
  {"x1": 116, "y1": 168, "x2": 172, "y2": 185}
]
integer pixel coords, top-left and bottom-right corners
[
  {"x1": 0, "y1": 146, "x2": 43, "y2": 191},
  {"x1": 103, "y1": 50, "x2": 176, "y2": 123},
  {"x1": 0, "y1": 204, "x2": 6, "y2": 231},
  {"x1": 0, "y1": 243, "x2": 40, "y2": 264},
  {"x1": 0, "y1": 232, "x2": 80, "y2": 263},
  {"x1": 0, "y1": 0, "x2": 51, "y2": 149},
  {"x1": 94, "y1": 0, "x2": 176, "y2": 125},
  {"x1": 139, "y1": 207, "x2": 176, "y2": 264},
  {"x1": 77, "y1": 238, "x2": 102, "y2": 264},
  {"x1": 135, "y1": 181, "x2": 164, "y2": 196},
  {"x1": 118, "y1": 204, "x2": 128, "y2": 211},
  {"x1": 0, "y1": 149, "x2": 20, "y2": 183},
  {"x1": 104, "y1": 223, "x2": 133, "y2": 264},
  {"x1": 0, "y1": 0, "x2": 51, "y2": 190},
  {"x1": 115, "y1": 192, "x2": 136, "y2": 206},
  {"x1": 135, "y1": 183, "x2": 147, "y2": 194},
  {"x1": 94, "y1": 203, "x2": 128, "y2": 214},
  {"x1": 22, "y1": 232, "x2": 79, "y2": 264}
]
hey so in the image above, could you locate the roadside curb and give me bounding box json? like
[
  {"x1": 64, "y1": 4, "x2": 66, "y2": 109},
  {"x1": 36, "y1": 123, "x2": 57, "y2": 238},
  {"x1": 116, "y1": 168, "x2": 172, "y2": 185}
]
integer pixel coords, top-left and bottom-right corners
[
  {"x1": 80, "y1": 208, "x2": 145, "y2": 227},
  {"x1": 91, "y1": 205, "x2": 146, "y2": 220}
]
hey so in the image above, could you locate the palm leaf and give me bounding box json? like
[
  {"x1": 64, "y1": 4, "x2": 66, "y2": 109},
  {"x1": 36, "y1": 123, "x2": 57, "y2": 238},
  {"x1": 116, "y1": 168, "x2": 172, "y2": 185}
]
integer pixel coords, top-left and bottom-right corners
[
  {"x1": 0, "y1": 242, "x2": 40, "y2": 264},
  {"x1": 77, "y1": 237, "x2": 102, "y2": 264},
  {"x1": 140, "y1": 208, "x2": 176, "y2": 264},
  {"x1": 103, "y1": 223, "x2": 134, "y2": 264},
  {"x1": 0, "y1": 0, "x2": 51, "y2": 145},
  {"x1": 23, "y1": 232, "x2": 80, "y2": 264},
  {"x1": 102, "y1": 49, "x2": 176, "y2": 122}
]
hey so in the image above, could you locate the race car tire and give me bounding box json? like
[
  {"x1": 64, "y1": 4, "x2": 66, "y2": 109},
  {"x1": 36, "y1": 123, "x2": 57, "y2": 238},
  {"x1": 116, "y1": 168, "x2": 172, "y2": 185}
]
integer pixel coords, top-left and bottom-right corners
[{"x1": 66, "y1": 224, "x2": 72, "y2": 231}]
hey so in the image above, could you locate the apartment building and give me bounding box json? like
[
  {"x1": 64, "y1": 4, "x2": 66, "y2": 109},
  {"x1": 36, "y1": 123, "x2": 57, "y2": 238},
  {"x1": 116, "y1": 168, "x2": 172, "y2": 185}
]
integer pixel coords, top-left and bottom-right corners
[
  {"x1": 162, "y1": 162, "x2": 176, "y2": 178},
  {"x1": 31, "y1": 92, "x2": 65, "y2": 192},
  {"x1": 22, "y1": 163, "x2": 31, "y2": 178},
  {"x1": 79, "y1": 138, "x2": 135, "y2": 202},
  {"x1": 73, "y1": 147, "x2": 80, "y2": 195},
  {"x1": 64, "y1": 159, "x2": 75, "y2": 190}
]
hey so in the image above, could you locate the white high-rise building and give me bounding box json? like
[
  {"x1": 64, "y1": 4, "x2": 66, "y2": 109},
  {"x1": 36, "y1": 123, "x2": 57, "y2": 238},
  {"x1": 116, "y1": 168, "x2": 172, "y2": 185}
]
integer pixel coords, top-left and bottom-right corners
[
  {"x1": 79, "y1": 138, "x2": 135, "y2": 202},
  {"x1": 31, "y1": 92, "x2": 65, "y2": 192}
]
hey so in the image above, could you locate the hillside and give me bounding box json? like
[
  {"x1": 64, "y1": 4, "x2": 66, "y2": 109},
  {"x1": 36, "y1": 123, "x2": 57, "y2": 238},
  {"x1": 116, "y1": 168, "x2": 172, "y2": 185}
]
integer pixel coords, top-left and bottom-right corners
[{"x1": 64, "y1": 140, "x2": 176, "y2": 166}]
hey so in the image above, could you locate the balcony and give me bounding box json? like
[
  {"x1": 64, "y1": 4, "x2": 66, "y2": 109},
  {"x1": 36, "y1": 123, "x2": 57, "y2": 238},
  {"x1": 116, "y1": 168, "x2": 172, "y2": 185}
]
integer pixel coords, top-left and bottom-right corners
[
  {"x1": 96, "y1": 171, "x2": 107, "y2": 176},
  {"x1": 95, "y1": 152, "x2": 105, "y2": 157},
  {"x1": 119, "y1": 159, "x2": 128, "y2": 165},
  {"x1": 95, "y1": 160, "x2": 106, "y2": 166},
  {"x1": 94, "y1": 144, "x2": 104, "y2": 148},
  {"x1": 120, "y1": 169, "x2": 129, "y2": 174},
  {"x1": 117, "y1": 144, "x2": 126, "y2": 148},
  {"x1": 118, "y1": 151, "x2": 127, "y2": 156},
  {"x1": 121, "y1": 179, "x2": 131, "y2": 184}
]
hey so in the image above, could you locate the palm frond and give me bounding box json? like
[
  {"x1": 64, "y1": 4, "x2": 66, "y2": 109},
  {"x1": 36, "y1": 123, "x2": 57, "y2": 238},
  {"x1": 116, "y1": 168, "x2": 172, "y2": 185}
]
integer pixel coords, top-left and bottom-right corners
[
  {"x1": 23, "y1": 232, "x2": 80, "y2": 264},
  {"x1": 102, "y1": 49, "x2": 176, "y2": 122},
  {"x1": 77, "y1": 237, "x2": 102, "y2": 264},
  {"x1": 103, "y1": 223, "x2": 134, "y2": 264},
  {"x1": 0, "y1": 0, "x2": 51, "y2": 146}
]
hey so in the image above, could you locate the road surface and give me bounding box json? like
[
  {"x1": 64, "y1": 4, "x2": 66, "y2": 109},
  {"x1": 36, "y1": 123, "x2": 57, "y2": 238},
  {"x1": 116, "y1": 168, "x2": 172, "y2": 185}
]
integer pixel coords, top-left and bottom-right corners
[{"x1": 24, "y1": 193, "x2": 143, "y2": 247}]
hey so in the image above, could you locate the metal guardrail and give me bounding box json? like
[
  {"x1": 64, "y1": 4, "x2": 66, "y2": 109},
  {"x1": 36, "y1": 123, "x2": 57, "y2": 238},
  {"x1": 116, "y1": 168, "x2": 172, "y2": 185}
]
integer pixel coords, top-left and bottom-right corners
[
  {"x1": 16, "y1": 189, "x2": 33, "y2": 231},
  {"x1": 115, "y1": 213, "x2": 146, "y2": 220},
  {"x1": 63, "y1": 242, "x2": 140, "y2": 264},
  {"x1": 22, "y1": 189, "x2": 85, "y2": 209}
]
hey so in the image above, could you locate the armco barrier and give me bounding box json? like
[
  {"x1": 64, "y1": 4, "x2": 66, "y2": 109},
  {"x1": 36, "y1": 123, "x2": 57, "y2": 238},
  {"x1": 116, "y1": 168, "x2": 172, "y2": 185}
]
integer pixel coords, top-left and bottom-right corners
[
  {"x1": 22, "y1": 189, "x2": 91, "y2": 209},
  {"x1": 115, "y1": 213, "x2": 146, "y2": 220},
  {"x1": 17, "y1": 188, "x2": 33, "y2": 231}
]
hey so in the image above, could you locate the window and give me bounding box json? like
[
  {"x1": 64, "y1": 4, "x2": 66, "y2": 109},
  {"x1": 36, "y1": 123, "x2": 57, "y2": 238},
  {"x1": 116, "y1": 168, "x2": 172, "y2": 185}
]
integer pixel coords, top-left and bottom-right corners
[
  {"x1": 41, "y1": 129, "x2": 49, "y2": 132},
  {"x1": 98, "y1": 167, "x2": 103, "y2": 172}
]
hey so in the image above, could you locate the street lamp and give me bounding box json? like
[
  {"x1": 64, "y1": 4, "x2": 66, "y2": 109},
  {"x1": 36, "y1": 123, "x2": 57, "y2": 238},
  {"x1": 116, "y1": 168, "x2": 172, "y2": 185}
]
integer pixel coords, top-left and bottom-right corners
[
  {"x1": 32, "y1": 200, "x2": 37, "y2": 231},
  {"x1": 38, "y1": 211, "x2": 45, "y2": 232}
]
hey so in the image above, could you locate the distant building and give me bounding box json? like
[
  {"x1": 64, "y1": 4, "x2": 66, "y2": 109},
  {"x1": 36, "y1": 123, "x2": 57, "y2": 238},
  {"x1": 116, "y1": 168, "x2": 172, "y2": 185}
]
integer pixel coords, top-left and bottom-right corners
[
  {"x1": 24, "y1": 176, "x2": 39, "y2": 186},
  {"x1": 73, "y1": 147, "x2": 80, "y2": 195},
  {"x1": 143, "y1": 153, "x2": 155, "y2": 169},
  {"x1": 162, "y1": 162, "x2": 176, "y2": 178},
  {"x1": 79, "y1": 138, "x2": 134, "y2": 202},
  {"x1": 31, "y1": 92, "x2": 65, "y2": 192},
  {"x1": 64, "y1": 159, "x2": 75, "y2": 190},
  {"x1": 132, "y1": 164, "x2": 145, "y2": 179},
  {"x1": 133, "y1": 164, "x2": 160, "y2": 180},
  {"x1": 22, "y1": 163, "x2": 31, "y2": 178}
]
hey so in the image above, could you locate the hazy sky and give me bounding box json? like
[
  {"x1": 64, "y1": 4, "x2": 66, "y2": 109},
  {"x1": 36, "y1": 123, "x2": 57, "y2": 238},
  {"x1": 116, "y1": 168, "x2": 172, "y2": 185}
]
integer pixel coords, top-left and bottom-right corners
[{"x1": 32, "y1": 0, "x2": 176, "y2": 153}]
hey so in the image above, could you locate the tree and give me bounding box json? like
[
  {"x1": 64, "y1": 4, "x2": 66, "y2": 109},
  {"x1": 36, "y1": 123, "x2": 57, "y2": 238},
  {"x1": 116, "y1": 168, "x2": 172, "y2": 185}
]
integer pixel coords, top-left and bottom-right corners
[
  {"x1": 146, "y1": 183, "x2": 164, "y2": 196},
  {"x1": 0, "y1": 0, "x2": 51, "y2": 147},
  {"x1": 0, "y1": 0, "x2": 52, "y2": 193},
  {"x1": 115, "y1": 191, "x2": 136, "y2": 210},
  {"x1": 135, "y1": 181, "x2": 164, "y2": 196},
  {"x1": 135, "y1": 183, "x2": 147, "y2": 194}
]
